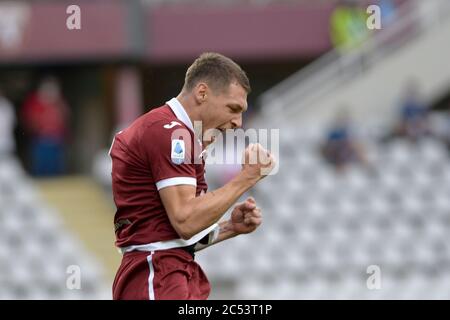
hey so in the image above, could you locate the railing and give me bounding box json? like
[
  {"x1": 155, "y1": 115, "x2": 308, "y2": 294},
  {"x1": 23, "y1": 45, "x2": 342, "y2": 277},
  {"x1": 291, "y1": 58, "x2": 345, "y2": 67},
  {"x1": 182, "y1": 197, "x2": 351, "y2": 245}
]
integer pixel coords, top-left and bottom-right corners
[{"x1": 258, "y1": 0, "x2": 450, "y2": 123}]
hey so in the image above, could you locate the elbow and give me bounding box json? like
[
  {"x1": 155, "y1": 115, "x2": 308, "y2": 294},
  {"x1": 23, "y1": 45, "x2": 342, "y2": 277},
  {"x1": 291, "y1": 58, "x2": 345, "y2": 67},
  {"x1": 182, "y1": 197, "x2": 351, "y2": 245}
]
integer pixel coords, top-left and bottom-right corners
[
  {"x1": 172, "y1": 215, "x2": 195, "y2": 240},
  {"x1": 176, "y1": 224, "x2": 195, "y2": 240},
  {"x1": 178, "y1": 230, "x2": 193, "y2": 240}
]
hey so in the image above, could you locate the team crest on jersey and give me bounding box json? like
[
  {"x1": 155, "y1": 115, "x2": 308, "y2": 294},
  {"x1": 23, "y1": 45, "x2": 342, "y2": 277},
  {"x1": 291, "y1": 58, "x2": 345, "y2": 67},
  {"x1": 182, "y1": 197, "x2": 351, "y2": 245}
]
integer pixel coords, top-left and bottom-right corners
[{"x1": 171, "y1": 139, "x2": 185, "y2": 164}]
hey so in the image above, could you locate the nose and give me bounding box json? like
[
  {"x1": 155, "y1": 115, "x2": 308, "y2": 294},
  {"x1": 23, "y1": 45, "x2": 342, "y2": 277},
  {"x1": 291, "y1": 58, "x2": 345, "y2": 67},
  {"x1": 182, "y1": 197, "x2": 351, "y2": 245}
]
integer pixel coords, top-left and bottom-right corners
[{"x1": 231, "y1": 114, "x2": 242, "y2": 129}]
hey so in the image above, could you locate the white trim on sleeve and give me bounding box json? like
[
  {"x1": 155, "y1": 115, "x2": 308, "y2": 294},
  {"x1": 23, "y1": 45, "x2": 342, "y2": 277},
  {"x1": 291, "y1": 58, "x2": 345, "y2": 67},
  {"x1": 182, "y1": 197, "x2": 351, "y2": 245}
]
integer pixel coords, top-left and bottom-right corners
[{"x1": 155, "y1": 177, "x2": 197, "y2": 190}]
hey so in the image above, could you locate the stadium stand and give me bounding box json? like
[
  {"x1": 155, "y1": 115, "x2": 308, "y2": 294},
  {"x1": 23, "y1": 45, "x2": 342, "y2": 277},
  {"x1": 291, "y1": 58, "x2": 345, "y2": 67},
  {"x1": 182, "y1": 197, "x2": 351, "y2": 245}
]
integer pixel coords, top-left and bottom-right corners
[
  {"x1": 259, "y1": 0, "x2": 450, "y2": 129},
  {"x1": 198, "y1": 123, "x2": 450, "y2": 299},
  {"x1": 197, "y1": 0, "x2": 450, "y2": 299},
  {"x1": 0, "y1": 156, "x2": 111, "y2": 299},
  {"x1": 2, "y1": 0, "x2": 449, "y2": 300}
]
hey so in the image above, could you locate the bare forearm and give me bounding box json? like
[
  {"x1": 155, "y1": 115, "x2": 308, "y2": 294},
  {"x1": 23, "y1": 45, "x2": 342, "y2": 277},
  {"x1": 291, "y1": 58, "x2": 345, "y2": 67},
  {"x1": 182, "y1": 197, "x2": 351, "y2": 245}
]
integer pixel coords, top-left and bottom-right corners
[
  {"x1": 181, "y1": 172, "x2": 257, "y2": 238},
  {"x1": 162, "y1": 143, "x2": 275, "y2": 240},
  {"x1": 194, "y1": 220, "x2": 237, "y2": 252}
]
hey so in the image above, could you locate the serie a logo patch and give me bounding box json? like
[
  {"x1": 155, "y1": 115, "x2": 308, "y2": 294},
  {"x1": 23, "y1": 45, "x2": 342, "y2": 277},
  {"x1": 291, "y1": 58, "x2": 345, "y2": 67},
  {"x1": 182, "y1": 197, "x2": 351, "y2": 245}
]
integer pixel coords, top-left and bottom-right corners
[{"x1": 171, "y1": 139, "x2": 185, "y2": 164}]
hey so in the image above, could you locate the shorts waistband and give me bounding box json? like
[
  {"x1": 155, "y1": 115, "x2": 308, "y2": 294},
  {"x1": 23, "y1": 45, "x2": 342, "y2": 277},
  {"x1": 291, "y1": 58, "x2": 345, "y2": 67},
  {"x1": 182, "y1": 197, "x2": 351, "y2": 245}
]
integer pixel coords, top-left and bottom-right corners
[{"x1": 117, "y1": 223, "x2": 219, "y2": 255}]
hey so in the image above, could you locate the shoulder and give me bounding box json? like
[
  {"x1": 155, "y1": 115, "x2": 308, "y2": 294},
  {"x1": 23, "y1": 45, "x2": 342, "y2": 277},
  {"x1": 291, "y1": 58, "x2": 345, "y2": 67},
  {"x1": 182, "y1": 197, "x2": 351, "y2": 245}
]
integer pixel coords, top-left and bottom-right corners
[
  {"x1": 117, "y1": 105, "x2": 187, "y2": 137},
  {"x1": 134, "y1": 106, "x2": 194, "y2": 158},
  {"x1": 141, "y1": 106, "x2": 193, "y2": 139}
]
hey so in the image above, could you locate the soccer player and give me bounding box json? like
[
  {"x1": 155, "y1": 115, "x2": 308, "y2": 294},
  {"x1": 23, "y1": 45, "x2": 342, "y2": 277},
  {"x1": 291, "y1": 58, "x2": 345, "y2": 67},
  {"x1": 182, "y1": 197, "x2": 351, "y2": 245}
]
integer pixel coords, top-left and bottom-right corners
[{"x1": 110, "y1": 52, "x2": 275, "y2": 300}]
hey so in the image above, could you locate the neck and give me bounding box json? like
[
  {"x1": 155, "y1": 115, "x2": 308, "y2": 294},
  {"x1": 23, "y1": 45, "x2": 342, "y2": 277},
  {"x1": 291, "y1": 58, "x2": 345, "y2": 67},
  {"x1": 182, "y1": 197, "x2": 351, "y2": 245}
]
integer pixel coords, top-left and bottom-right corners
[{"x1": 176, "y1": 92, "x2": 207, "y2": 135}]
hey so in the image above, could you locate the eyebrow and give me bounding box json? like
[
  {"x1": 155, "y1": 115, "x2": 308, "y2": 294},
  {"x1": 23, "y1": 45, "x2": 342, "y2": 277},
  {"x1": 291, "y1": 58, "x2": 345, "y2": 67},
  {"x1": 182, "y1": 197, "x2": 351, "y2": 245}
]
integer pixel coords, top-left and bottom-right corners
[{"x1": 227, "y1": 103, "x2": 247, "y2": 112}]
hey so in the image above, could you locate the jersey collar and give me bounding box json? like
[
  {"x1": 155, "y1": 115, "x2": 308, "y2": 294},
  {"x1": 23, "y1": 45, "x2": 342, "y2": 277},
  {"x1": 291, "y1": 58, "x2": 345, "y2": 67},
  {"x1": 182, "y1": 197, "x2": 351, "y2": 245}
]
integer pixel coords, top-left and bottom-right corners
[{"x1": 166, "y1": 97, "x2": 194, "y2": 132}]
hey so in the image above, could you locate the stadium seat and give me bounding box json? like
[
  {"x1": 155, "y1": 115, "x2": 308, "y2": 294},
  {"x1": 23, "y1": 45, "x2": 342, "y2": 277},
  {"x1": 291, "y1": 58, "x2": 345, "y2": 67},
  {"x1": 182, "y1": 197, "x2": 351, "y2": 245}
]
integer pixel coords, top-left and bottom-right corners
[{"x1": 212, "y1": 123, "x2": 450, "y2": 299}]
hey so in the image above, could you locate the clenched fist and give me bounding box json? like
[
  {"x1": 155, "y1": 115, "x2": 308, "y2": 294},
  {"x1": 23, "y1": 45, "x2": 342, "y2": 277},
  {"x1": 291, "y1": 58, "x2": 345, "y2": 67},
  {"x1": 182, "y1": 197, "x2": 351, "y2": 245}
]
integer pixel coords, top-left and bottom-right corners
[
  {"x1": 241, "y1": 143, "x2": 276, "y2": 181},
  {"x1": 228, "y1": 197, "x2": 262, "y2": 235}
]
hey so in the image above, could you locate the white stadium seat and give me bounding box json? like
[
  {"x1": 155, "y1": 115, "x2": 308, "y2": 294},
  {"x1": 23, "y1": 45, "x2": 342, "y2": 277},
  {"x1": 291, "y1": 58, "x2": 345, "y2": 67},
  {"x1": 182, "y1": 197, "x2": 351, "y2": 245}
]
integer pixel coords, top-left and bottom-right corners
[
  {"x1": 0, "y1": 157, "x2": 109, "y2": 299},
  {"x1": 238, "y1": 123, "x2": 450, "y2": 299}
]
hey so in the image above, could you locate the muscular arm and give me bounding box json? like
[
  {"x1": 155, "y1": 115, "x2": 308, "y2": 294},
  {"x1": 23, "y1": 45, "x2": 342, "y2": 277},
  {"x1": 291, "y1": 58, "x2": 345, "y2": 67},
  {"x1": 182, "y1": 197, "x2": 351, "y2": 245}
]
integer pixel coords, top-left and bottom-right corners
[
  {"x1": 193, "y1": 196, "x2": 261, "y2": 252},
  {"x1": 159, "y1": 143, "x2": 274, "y2": 241},
  {"x1": 159, "y1": 171, "x2": 257, "y2": 240}
]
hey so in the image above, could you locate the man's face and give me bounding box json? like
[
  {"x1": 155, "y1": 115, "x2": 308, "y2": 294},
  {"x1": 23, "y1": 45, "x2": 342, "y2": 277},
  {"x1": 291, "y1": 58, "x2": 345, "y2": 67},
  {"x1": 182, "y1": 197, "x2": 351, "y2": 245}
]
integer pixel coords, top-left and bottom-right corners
[{"x1": 201, "y1": 82, "x2": 248, "y2": 133}]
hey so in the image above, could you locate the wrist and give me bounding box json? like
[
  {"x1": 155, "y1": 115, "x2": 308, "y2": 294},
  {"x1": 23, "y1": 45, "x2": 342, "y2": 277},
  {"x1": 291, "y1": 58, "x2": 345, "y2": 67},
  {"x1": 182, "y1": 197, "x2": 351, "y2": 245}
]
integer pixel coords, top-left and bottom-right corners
[
  {"x1": 234, "y1": 170, "x2": 259, "y2": 189},
  {"x1": 221, "y1": 220, "x2": 239, "y2": 237}
]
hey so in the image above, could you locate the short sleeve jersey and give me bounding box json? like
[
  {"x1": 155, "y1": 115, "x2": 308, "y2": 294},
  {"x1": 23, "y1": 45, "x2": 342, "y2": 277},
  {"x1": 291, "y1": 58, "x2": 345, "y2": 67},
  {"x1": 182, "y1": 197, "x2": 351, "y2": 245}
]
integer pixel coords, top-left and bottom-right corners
[{"x1": 110, "y1": 98, "x2": 207, "y2": 247}]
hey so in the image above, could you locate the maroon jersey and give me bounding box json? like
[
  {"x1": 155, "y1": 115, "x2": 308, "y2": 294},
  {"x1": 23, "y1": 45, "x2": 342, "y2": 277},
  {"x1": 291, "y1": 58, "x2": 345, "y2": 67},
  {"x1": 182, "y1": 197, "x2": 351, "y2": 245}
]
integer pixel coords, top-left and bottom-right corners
[{"x1": 110, "y1": 98, "x2": 207, "y2": 248}]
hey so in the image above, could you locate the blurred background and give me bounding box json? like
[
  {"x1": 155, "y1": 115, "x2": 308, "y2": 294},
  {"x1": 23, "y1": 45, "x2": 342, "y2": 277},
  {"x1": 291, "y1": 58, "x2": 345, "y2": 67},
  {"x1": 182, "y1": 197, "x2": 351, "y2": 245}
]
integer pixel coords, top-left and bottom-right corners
[{"x1": 0, "y1": 0, "x2": 450, "y2": 299}]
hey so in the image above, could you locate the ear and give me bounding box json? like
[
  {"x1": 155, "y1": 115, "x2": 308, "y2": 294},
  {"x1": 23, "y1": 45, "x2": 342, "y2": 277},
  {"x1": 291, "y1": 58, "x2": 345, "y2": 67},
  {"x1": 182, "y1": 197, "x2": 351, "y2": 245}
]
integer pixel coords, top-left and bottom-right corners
[{"x1": 194, "y1": 82, "x2": 208, "y2": 104}]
